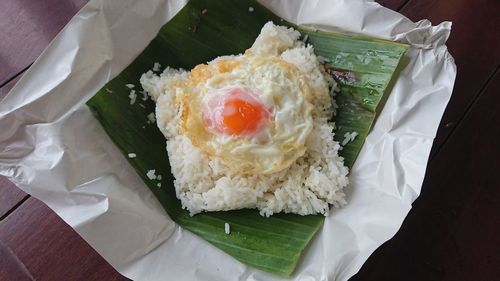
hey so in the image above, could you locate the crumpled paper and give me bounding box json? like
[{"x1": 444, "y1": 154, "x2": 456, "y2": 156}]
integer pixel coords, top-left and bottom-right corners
[{"x1": 0, "y1": 0, "x2": 456, "y2": 280}]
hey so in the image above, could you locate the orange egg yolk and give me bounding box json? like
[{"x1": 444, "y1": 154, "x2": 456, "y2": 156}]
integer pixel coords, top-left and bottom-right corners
[
  {"x1": 205, "y1": 89, "x2": 269, "y2": 136},
  {"x1": 222, "y1": 98, "x2": 263, "y2": 135}
]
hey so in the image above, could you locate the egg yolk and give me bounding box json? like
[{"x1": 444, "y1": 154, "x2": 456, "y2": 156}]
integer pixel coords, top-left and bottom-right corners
[
  {"x1": 222, "y1": 98, "x2": 263, "y2": 135},
  {"x1": 205, "y1": 88, "x2": 269, "y2": 136}
]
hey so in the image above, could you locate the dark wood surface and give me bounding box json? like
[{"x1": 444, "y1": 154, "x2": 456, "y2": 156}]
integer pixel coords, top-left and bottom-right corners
[
  {"x1": 0, "y1": 240, "x2": 33, "y2": 281},
  {"x1": 0, "y1": 0, "x2": 87, "y2": 85},
  {"x1": 0, "y1": 0, "x2": 499, "y2": 280},
  {"x1": 400, "y1": 0, "x2": 500, "y2": 158},
  {"x1": 0, "y1": 76, "x2": 28, "y2": 220},
  {"x1": 351, "y1": 68, "x2": 500, "y2": 281},
  {"x1": 0, "y1": 197, "x2": 126, "y2": 281},
  {"x1": 0, "y1": 176, "x2": 27, "y2": 220}
]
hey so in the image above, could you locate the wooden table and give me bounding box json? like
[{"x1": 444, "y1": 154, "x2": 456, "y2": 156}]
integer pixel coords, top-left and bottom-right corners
[{"x1": 1, "y1": 0, "x2": 499, "y2": 280}]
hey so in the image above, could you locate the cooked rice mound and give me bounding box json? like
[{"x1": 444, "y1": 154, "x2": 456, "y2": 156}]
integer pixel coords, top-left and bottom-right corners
[{"x1": 141, "y1": 22, "x2": 349, "y2": 217}]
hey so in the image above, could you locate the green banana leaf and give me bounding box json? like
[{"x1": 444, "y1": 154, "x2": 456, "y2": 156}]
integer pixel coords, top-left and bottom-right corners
[
  {"x1": 298, "y1": 28, "x2": 408, "y2": 167},
  {"x1": 86, "y1": 0, "x2": 408, "y2": 276}
]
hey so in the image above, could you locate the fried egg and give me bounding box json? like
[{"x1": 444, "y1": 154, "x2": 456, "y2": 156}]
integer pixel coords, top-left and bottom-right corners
[
  {"x1": 140, "y1": 21, "x2": 349, "y2": 217},
  {"x1": 177, "y1": 55, "x2": 314, "y2": 174}
]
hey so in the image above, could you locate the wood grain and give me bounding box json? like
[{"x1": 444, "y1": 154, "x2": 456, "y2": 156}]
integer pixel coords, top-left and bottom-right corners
[
  {"x1": 0, "y1": 0, "x2": 88, "y2": 85},
  {"x1": 0, "y1": 73, "x2": 29, "y2": 219},
  {"x1": 0, "y1": 241, "x2": 33, "y2": 281},
  {"x1": 398, "y1": 0, "x2": 500, "y2": 158},
  {"x1": 350, "y1": 70, "x2": 500, "y2": 281},
  {"x1": 0, "y1": 176, "x2": 28, "y2": 219},
  {"x1": 0, "y1": 73, "x2": 22, "y2": 100},
  {"x1": 0, "y1": 197, "x2": 129, "y2": 281}
]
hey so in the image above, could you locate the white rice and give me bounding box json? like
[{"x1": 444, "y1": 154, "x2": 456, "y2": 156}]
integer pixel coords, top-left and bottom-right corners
[
  {"x1": 342, "y1": 132, "x2": 359, "y2": 146},
  {"x1": 224, "y1": 223, "x2": 231, "y2": 234},
  {"x1": 153, "y1": 62, "x2": 161, "y2": 72},
  {"x1": 140, "y1": 90, "x2": 148, "y2": 101},
  {"x1": 146, "y1": 169, "x2": 157, "y2": 180},
  {"x1": 147, "y1": 112, "x2": 156, "y2": 124},
  {"x1": 128, "y1": 153, "x2": 137, "y2": 158},
  {"x1": 128, "y1": 90, "x2": 137, "y2": 105},
  {"x1": 140, "y1": 22, "x2": 349, "y2": 217}
]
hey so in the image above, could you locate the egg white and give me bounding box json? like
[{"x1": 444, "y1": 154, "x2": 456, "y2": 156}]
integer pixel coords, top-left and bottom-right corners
[{"x1": 177, "y1": 54, "x2": 314, "y2": 174}]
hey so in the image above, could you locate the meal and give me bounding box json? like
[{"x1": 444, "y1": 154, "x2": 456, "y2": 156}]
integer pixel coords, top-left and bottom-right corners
[
  {"x1": 140, "y1": 22, "x2": 349, "y2": 217},
  {"x1": 87, "y1": 0, "x2": 408, "y2": 274}
]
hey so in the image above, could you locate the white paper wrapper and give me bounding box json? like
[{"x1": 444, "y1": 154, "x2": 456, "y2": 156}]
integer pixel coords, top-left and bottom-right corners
[{"x1": 0, "y1": 0, "x2": 456, "y2": 280}]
